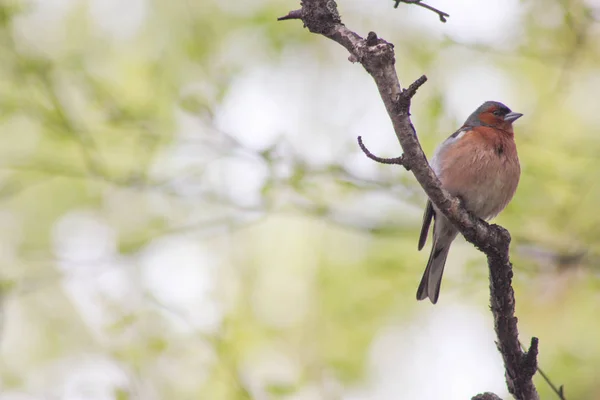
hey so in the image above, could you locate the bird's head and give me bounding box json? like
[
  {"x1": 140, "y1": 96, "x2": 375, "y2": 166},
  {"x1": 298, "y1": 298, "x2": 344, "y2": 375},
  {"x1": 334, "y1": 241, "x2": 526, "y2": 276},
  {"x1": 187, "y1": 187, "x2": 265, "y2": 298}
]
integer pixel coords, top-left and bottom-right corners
[{"x1": 464, "y1": 101, "x2": 523, "y2": 132}]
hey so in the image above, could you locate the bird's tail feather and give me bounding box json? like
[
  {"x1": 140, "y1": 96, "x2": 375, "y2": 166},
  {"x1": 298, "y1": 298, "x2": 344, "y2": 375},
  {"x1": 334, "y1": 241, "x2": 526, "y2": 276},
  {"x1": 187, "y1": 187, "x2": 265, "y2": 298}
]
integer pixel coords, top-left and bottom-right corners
[{"x1": 416, "y1": 241, "x2": 451, "y2": 304}]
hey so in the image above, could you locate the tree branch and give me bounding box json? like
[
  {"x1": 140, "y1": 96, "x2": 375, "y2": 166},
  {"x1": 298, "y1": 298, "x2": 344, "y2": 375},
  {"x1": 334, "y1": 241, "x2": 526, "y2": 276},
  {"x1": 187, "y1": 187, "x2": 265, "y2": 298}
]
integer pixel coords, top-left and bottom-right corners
[
  {"x1": 357, "y1": 136, "x2": 409, "y2": 169},
  {"x1": 520, "y1": 341, "x2": 567, "y2": 400},
  {"x1": 278, "y1": 1, "x2": 539, "y2": 399},
  {"x1": 393, "y1": 0, "x2": 450, "y2": 23}
]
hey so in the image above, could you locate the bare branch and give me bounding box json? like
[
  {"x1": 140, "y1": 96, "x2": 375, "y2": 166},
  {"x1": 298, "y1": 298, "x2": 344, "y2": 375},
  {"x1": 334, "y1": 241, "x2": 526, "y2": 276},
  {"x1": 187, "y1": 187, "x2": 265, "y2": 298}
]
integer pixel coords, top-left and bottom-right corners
[
  {"x1": 402, "y1": 74, "x2": 428, "y2": 99},
  {"x1": 520, "y1": 341, "x2": 567, "y2": 400},
  {"x1": 393, "y1": 0, "x2": 449, "y2": 23},
  {"x1": 277, "y1": 9, "x2": 302, "y2": 21},
  {"x1": 278, "y1": 1, "x2": 539, "y2": 398},
  {"x1": 357, "y1": 136, "x2": 409, "y2": 169}
]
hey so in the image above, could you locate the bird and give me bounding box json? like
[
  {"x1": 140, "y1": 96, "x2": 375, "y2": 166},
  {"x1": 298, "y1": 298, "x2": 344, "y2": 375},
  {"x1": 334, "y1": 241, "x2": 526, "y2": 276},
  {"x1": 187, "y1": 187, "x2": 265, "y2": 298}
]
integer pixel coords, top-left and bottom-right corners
[{"x1": 416, "y1": 101, "x2": 523, "y2": 304}]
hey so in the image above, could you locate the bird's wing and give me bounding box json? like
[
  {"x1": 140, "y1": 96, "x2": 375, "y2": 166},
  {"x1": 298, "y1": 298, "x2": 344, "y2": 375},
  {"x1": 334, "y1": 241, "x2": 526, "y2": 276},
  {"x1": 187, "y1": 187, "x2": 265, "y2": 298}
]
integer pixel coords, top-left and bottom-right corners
[
  {"x1": 419, "y1": 127, "x2": 472, "y2": 250},
  {"x1": 430, "y1": 126, "x2": 471, "y2": 174},
  {"x1": 418, "y1": 200, "x2": 434, "y2": 250}
]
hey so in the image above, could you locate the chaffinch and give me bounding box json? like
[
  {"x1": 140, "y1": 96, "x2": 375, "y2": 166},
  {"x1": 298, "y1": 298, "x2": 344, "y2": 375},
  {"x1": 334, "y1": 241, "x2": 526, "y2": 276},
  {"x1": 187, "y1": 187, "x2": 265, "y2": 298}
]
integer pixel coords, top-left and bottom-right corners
[{"x1": 417, "y1": 101, "x2": 523, "y2": 304}]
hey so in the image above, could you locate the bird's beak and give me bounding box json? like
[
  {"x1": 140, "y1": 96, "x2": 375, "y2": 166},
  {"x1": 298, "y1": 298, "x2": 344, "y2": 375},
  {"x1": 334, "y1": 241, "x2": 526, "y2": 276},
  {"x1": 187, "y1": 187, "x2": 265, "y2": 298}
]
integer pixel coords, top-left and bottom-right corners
[{"x1": 504, "y1": 112, "x2": 523, "y2": 123}]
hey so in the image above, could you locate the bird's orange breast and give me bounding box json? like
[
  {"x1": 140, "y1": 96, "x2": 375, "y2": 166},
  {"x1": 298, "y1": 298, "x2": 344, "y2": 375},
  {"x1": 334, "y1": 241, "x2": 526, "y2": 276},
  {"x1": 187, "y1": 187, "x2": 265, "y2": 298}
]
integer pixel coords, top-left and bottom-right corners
[{"x1": 434, "y1": 127, "x2": 520, "y2": 219}]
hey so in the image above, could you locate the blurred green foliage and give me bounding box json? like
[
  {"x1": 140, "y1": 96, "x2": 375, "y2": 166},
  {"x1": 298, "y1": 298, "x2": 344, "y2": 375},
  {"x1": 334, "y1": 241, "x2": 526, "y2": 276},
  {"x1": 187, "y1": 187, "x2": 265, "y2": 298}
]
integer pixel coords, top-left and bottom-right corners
[{"x1": 0, "y1": 0, "x2": 599, "y2": 399}]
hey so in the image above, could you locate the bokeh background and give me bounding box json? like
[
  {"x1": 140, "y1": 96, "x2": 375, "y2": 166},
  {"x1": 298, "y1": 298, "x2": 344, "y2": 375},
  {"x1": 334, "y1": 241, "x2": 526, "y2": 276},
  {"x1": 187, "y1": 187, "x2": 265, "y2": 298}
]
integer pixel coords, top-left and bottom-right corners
[{"x1": 0, "y1": 0, "x2": 599, "y2": 399}]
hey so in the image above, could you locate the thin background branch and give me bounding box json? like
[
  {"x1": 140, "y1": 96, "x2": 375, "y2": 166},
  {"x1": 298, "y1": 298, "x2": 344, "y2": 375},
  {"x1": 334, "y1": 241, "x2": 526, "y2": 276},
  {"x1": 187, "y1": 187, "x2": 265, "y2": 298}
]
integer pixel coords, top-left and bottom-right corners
[{"x1": 393, "y1": 0, "x2": 450, "y2": 22}]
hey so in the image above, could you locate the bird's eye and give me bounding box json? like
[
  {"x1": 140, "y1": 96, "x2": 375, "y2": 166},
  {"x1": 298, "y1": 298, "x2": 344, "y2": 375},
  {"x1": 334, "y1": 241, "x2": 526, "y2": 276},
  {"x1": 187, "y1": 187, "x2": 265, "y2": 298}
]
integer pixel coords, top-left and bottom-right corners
[{"x1": 492, "y1": 109, "x2": 502, "y2": 116}]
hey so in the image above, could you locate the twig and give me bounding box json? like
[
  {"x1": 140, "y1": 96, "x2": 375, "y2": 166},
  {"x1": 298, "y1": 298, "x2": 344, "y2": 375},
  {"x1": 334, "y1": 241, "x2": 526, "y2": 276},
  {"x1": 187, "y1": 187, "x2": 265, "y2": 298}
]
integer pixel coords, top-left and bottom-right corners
[
  {"x1": 393, "y1": 0, "x2": 449, "y2": 23},
  {"x1": 402, "y1": 74, "x2": 428, "y2": 99},
  {"x1": 278, "y1": 1, "x2": 538, "y2": 398},
  {"x1": 278, "y1": 9, "x2": 302, "y2": 21},
  {"x1": 536, "y1": 368, "x2": 566, "y2": 400},
  {"x1": 357, "y1": 136, "x2": 409, "y2": 169},
  {"x1": 519, "y1": 341, "x2": 567, "y2": 400}
]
